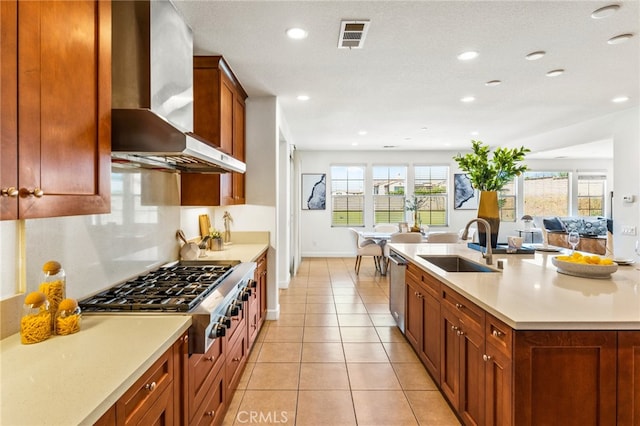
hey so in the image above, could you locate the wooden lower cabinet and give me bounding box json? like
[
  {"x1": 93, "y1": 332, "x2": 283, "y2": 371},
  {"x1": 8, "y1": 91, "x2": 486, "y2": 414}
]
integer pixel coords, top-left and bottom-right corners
[
  {"x1": 190, "y1": 367, "x2": 226, "y2": 426},
  {"x1": 188, "y1": 336, "x2": 225, "y2": 424},
  {"x1": 618, "y1": 331, "x2": 640, "y2": 425},
  {"x1": 405, "y1": 263, "x2": 441, "y2": 381},
  {"x1": 113, "y1": 334, "x2": 182, "y2": 425},
  {"x1": 484, "y1": 315, "x2": 513, "y2": 426},
  {"x1": 514, "y1": 330, "x2": 618, "y2": 426},
  {"x1": 440, "y1": 302, "x2": 485, "y2": 426}
]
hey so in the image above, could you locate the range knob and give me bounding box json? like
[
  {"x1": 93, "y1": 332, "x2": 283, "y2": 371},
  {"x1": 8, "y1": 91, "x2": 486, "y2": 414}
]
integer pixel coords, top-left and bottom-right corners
[
  {"x1": 221, "y1": 316, "x2": 232, "y2": 328},
  {"x1": 240, "y1": 288, "x2": 251, "y2": 301},
  {"x1": 227, "y1": 304, "x2": 239, "y2": 317},
  {"x1": 233, "y1": 299, "x2": 244, "y2": 311},
  {"x1": 210, "y1": 322, "x2": 226, "y2": 338}
]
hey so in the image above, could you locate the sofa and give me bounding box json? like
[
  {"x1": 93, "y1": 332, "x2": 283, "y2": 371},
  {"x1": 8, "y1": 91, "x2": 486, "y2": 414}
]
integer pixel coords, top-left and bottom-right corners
[{"x1": 541, "y1": 216, "x2": 610, "y2": 254}]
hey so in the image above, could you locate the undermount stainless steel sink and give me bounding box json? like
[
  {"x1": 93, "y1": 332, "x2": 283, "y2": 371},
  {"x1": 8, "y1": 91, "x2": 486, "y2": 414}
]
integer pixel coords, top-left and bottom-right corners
[{"x1": 418, "y1": 255, "x2": 500, "y2": 273}]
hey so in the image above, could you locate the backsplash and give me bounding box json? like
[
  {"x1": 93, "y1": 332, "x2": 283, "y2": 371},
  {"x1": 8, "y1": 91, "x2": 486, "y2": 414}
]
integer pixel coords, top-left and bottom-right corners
[{"x1": 22, "y1": 167, "x2": 182, "y2": 300}]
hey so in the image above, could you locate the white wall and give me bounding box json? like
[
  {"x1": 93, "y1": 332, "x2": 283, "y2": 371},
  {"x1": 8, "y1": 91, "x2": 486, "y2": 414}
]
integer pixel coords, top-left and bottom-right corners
[
  {"x1": 612, "y1": 106, "x2": 640, "y2": 258},
  {"x1": 296, "y1": 150, "x2": 614, "y2": 257}
]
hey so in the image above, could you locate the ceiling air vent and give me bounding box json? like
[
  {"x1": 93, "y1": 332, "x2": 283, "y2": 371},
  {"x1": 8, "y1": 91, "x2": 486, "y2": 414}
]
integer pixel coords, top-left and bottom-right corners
[{"x1": 338, "y1": 20, "x2": 370, "y2": 49}]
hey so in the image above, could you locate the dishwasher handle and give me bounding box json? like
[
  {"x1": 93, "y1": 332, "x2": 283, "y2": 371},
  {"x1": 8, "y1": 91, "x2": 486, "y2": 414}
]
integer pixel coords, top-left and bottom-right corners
[{"x1": 388, "y1": 253, "x2": 407, "y2": 267}]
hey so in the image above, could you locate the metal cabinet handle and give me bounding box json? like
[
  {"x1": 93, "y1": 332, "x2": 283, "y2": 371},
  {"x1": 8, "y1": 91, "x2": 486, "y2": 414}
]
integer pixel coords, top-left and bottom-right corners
[
  {"x1": 1, "y1": 187, "x2": 18, "y2": 197},
  {"x1": 205, "y1": 356, "x2": 215, "y2": 362},
  {"x1": 145, "y1": 381, "x2": 157, "y2": 391},
  {"x1": 483, "y1": 354, "x2": 492, "y2": 361},
  {"x1": 455, "y1": 303, "x2": 464, "y2": 309},
  {"x1": 457, "y1": 330, "x2": 464, "y2": 336},
  {"x1": 232, "y1": 357, "x2": 241, "y2": 362},
  {"x1": 206, "y1": 411, "x2": 215, "y2": 417},
  {"x1": 21, "y1": 187, "x2": 44, "y2": 198},
  {"x1": 492, "y1": 329, "x2": 504, "y2": 337},
  {"x1": 451, "y1": 325, "x2": 459, "y2": 331}
]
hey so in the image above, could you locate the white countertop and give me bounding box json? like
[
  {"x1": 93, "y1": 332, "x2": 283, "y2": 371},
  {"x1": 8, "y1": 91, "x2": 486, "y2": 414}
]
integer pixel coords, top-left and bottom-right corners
[
  {"x1": 196, "y1": 243, "x2": 268, "y2": 263},
  {"x1": 0, "y1": 315, "x2": 191, "y2": 425},
  {"x1": 389, "y1": 243, "x2": 640, "y2": 330}
]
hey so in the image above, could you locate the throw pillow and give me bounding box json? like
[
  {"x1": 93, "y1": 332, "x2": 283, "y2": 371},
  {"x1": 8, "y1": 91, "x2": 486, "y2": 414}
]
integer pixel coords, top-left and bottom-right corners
[
  {"x1": 543, "y1": 217, "x2": 566, "y2": 232},
  {"x1": 582, "y1": 217, "x2": 608, "y2": 236}
]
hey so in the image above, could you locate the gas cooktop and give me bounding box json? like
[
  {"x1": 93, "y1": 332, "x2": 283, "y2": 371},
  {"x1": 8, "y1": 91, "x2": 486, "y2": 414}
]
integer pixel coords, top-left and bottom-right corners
[{"x1": 79, "y1": 262, "x2": 236, "y2": 312}]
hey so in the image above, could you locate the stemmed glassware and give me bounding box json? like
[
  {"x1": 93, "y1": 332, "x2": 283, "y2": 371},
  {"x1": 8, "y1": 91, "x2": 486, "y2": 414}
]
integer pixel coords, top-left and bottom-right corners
[{"x1": 568, "y1": 231, "x2": 580, "y2": 253}]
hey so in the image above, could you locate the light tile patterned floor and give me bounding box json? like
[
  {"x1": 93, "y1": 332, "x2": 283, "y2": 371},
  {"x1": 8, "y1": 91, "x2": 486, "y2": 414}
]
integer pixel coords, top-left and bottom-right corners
[{"x1": 223, "y1": 257, "x2": 461, "y2": 426}]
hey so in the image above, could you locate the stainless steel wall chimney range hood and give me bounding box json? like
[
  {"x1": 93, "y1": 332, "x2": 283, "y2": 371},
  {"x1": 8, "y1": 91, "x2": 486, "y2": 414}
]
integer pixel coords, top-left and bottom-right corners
[{"x1": 111, "y1": 0, "x2": 245, "y2": 174}]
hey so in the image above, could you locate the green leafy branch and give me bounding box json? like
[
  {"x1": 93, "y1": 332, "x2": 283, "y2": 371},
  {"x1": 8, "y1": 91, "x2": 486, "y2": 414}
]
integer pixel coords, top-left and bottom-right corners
[{"x1": 453, "y1": 140, "x2": 530, "y2": 191}]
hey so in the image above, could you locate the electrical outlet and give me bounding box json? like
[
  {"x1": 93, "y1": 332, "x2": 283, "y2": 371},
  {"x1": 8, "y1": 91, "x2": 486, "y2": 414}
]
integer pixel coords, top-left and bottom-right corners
[{"x1": 621, "y1": 226, "x2": 637, "y2": 236}]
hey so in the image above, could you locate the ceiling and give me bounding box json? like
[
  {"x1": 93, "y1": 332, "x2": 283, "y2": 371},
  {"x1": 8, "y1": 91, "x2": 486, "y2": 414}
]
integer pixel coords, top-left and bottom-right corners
[{"x1": 173, "y1": 1, "x2": 639, "y2": 158}]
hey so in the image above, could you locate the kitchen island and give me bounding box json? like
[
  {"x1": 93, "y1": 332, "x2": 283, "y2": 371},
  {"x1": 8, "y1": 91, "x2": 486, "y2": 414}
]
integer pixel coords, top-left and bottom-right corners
[{"x1": 388, "y1": 243, "x2": 640, "y2": 426}]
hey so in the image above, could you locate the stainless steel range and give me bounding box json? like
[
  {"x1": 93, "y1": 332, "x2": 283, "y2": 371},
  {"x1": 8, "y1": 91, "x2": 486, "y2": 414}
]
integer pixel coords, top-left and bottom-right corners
[{"x1": 79, "y1": 260, "x2": 257, "y2": 354}]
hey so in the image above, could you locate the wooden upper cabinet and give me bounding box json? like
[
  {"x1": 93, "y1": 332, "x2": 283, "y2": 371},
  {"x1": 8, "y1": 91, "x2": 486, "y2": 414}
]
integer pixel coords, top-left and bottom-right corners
[
  {"x1": 1, "y1": 0, "x2": 111, "y2": 220},
  {"x1": 182, "y1": 56, "x2": 246, "y2": 206}
]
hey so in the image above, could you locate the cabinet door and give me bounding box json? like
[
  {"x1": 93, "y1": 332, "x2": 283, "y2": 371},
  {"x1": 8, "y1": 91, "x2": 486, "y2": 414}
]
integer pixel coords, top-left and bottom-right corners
[
  {"x1": 440, "y1": 305, "x2": 460, "y2": 409},
  {"x1": 0, "y1": 1, "x2": 18, "y2": 220},
  {"x1": 16, "y1": 0, "x2": 110, "y2": 219},
  {"x1": 484, "y1": 341, "x2": 513, "y2": 426},
  {"x1": 219, "y1": 75, "x2": 234, "y2": 155},
  {"x1": 459, "y1": 324, "x2": 485, "y2": 426},
  {"x1": 421, "y1": 291, "x2": 441, "y2": 382},
  {"x1": 618, "y1": 331, "x2": 640, "y2": 425},
  {"x1": 514, "y1": 330, "x2": 617, "y2": 426},
  {"x1": 405, "y1": 279, "x2": 422, "y2": 351},
  {"x1": 257, "y1": 254, "x2": 268, "y2": 323}
]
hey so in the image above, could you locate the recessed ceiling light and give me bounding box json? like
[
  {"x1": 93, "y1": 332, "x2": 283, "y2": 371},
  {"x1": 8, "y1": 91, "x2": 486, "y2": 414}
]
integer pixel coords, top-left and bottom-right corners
[
  {"x1": 351, "y1": 142, "x2": 359, "y2": 146},
  {"x1": 525, "y1": 51, "x2": 546, "y2": 60},
  {"x1": 485, "y1": 80, "x2": 502, "y2": 86},
  {"x1": 286, "y1": 27, "x2": 308, "y2": 39},
  {"x1": 460, "y1": 96, "x2": 476, "y2": 103},
  {"x1": 457, "y1": 51, "x2": 479, "y2": 61},
  {"x1": 608, "y1": 33, "x2": 634, "y2": 44},
  {"x1": 296, "y1": 94, "x2": 310, "y2": 101},
  {"x1": 546, "y1": 69, "x2": 564, "y2": 77},
  {"x1": 420, "y1": 127, "x2": 428, "y2": 131},
  {"x1": 612, "y1": 96, "x2": 629, "y2": 103},
  {"x1": 591, "y1": 4, "x2": 620, "y2": 19},
  {"x1": 358, "y1": 130, "x2": 367, "y2": 136},
  {"x1": 470, "y1": 131, "x2": 479, "y2": 136}
]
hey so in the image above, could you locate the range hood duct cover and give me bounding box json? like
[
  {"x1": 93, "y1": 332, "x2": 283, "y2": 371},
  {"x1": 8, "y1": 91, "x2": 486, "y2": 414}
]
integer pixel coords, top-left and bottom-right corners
[{"x1": 111, "y1": 0, "x2": 245, "y2": 174}]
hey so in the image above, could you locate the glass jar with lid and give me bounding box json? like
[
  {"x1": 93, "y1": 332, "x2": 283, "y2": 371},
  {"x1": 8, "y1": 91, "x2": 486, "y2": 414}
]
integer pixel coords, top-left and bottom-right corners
[
  {"x1": 39, "y1": 260, "x2": 66, "y2": 329},
  {"x1": 55, "y1": 298, "x2": 82, "y2": 335},
  {"x1": 21, "y1": 291, "x2": 51, "y2": 344}
]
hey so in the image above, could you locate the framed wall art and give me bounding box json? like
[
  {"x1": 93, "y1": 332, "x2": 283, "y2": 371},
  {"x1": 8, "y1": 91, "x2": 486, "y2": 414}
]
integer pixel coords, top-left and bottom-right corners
[
  {"x1": 302, "y1": 173, "x2": 326, "y2": 210},
  {"x1": 454, "y1": 173, "x2": 479, "y2": 210}
]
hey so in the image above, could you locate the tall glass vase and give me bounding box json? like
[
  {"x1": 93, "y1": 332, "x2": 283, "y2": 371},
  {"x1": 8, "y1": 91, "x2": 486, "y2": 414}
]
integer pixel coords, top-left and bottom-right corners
[{"x1": 477, "y1": 191, "x2": 500, "y2": 248}]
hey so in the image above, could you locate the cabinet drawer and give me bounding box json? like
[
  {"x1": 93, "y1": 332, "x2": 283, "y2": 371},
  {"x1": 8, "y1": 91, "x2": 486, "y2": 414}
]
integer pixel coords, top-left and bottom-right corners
[
  {"x1": 441, "y1": 287, "x2": 484, "y2": 333},
  {"x1": 407, "y1": 263, "x2": 440, "y2": 298},
  {"x1": 191, "y1": 366, "x2": 226, "y2": 426},
  {"x1": 189, "y1": 336, "x2": 225, "y2": 422},
  {"x1": 226, "y1": 333, "x2": 247, "y2": 393},
  {"x1": 485, "y1": 313, "x2": 513, "y2": 357},
  {"x1": 116, "y1": 348, "x2": 173, "y2": 425}
]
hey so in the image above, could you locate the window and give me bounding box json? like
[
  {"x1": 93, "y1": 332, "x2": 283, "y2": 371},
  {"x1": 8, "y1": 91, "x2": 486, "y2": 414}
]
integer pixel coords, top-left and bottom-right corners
[
  {"x1": 577, "y1": 174, "x2": 606, "y2": 216},
  {"x1": 414, "y1": 166, "x2": 448, "y2": 226},
  {"x1": 524, "y1": 172, "x2": 569, "y2": 217},
  {"x1": 373, "y1": 166, "x2": 406, "y2": 224},
  {"x1": 499, "y1": 179, "x2": 516, "y2": 222},
  {"x1": 331, "y1": 165, "x2": 365, "y2": 227}
]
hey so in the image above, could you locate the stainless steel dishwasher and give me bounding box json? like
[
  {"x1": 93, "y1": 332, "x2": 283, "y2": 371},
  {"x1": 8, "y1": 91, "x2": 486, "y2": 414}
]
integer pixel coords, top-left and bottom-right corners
[{"x1": 388, "y1": 251, "x2": 408, "y2": 333}]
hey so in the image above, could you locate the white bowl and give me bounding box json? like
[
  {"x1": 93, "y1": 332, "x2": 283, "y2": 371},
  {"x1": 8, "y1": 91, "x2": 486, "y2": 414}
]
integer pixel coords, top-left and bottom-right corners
[{"x1": 551, "y1": 257, "x2": 618, "y2": 279}]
